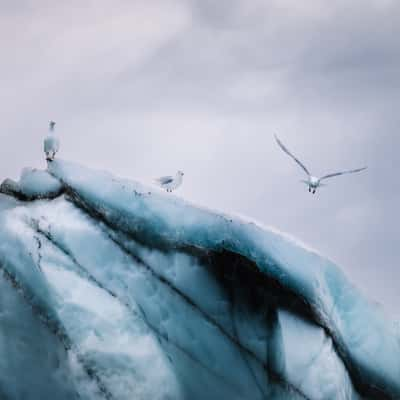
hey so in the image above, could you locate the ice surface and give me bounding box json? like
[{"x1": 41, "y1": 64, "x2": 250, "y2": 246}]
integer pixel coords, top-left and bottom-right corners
[
  {"x1": 19, "y1": 167, "x2": 62, "y2": 198},
  {"x1": 0, "y1": 158, "x2": 397, "y2": 399},
  {"x1": 0, "y1": 168, "x2": 62, "y2": 200}
]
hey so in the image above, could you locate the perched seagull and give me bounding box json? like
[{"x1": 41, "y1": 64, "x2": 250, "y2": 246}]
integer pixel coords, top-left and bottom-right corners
[
  {"x1": 275, "y1": 135, "x2": 367, "y2": 194},
  {"x1": 44, "y1": 120, "x2": 60, "y2": 162},
  {"x1": 155, "y1": 171, "x2": 184, "y2": 192}
]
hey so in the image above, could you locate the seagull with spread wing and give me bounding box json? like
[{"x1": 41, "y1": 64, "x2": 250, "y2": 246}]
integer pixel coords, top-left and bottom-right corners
[
  {"x1": 274, "y1": 135, "x2": 367, "y2": 194},
  {"x1": 155, "y1": 171, "x2": 184, "y2": 192}
]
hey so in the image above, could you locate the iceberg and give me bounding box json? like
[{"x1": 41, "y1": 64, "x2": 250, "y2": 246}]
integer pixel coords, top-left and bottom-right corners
[{"x1": 0, "y1": 159, "x2": 398, "y2": 400}]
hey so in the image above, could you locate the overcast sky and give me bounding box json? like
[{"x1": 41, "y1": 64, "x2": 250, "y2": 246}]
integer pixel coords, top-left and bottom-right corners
[{"x1": 1, "y1": 0, "x2": 399, "y2": 314}]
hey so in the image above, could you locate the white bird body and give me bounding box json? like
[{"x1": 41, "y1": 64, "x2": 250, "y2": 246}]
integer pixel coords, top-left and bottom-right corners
[
  {"x1": 44, "y1": 135, "x2": 60, "y2": 159},
  {"x1": 155, "y1": 171, "x2": 184, "y2": 192},
  {"x1": 309, "y1": 176, "x2": 320, "y2": 188},
  {"x1": 275, "y1": 135, "x2": 367, "y2": 194},
  {"x1": 301, "y1": 176, "x2": 326, "y2": 192},
  {"x1": 44, "y1": 121, "x2": 59, "y2": 161}
]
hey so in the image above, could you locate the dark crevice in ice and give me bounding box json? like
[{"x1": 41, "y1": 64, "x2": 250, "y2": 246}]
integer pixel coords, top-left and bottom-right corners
[
  {"x1": 216, "y1": 252, "x2": 310, "y2": 400},
  {"x1": 225, "y1": 263, "x2": 269, "y2": 399},
  {"x1": 33, "y1": 235, "x2": 43, "y2": 272}
]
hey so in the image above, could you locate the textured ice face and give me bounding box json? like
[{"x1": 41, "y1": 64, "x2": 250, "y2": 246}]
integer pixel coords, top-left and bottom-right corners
[
  {"x1": 0, "y1": 168, "x2": 62, "y2": 200},
  {"x1": 19, "y1": 168, "x2": 63, "y2": 198},
  {"x1": 0, "y1": 159, "x2": 397, "y2": 400}
]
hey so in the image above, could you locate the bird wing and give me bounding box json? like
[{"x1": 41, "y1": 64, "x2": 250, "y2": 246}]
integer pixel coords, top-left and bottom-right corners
[
  {"x1": 155, "y1": 176, "x2": 174, "y2": 185},
  {"x1": 275, "y1": 135, "x2": 310, "y2": 176},
  {"x1": 319, "y1": 167, "x2": 367, "y2": 181}
]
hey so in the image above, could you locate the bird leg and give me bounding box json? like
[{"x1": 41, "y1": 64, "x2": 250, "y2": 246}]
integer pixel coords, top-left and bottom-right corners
[{"x1": 46, "y1": 151, "x2": 55, "y2": 162}]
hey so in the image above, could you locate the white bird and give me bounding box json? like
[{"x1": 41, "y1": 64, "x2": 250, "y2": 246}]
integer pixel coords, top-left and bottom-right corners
[
  {"x1": 155, "y1": 171, "x2": 184, "y2": 192},
  {"x1": 44, "y1": 120, "x2": 60, "y2": 162},
  {"x1": 275, "y1": 135, "x2": 367, "y2": 194}
]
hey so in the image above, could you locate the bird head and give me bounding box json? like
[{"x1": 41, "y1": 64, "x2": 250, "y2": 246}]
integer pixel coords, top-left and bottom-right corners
[
  {"x1": 177, "y1": 170, "x2": 184, "y2": 177},
  {"x1": 49, "y1": 120, "x2": 56, "y2": 131}
]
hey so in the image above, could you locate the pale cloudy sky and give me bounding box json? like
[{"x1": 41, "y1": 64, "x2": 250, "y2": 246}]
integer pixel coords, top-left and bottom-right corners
[{"x1": 1, "y1": 0, "x2": 399, "y2": 313}]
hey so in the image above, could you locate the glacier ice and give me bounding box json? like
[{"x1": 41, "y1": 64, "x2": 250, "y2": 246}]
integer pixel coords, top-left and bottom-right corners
[
  {"x1": 0, "y1": 168, "x2": 62, "y2": 201},
  {"x1": 19, "y1": 168, "x2": 62, "y2": 199},
  {"x1": 0, "y1": 159, "x2": 398, "y2": 400}
]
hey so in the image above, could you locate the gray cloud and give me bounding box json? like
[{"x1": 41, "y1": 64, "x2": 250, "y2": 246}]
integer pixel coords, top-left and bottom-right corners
[{"x1": 0, "y1": 0, "x2": 399, "y2": 313}]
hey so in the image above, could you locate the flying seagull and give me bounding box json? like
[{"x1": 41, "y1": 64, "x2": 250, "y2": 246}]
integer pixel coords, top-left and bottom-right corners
[
  {"x1": 155, "y1": 171, "x2": 184, "y2": 192},
  {"x1": 274, "y1": 135, "x2": 367, "y2": 194},
  {"x1": 44, "y1": 120, "x2": 60, "y2": 162}
]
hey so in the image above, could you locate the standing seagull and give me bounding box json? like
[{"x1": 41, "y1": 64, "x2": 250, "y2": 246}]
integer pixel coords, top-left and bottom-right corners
[
  {"x1": 155, "y1": 171, "x2": 184, "y2": 192},
  {"x1": 274, "y1": 135, "x2": 367, "y2": 194},
  {"x1": 44, "y1": 120, "x2": 60, "y2": 162}
]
